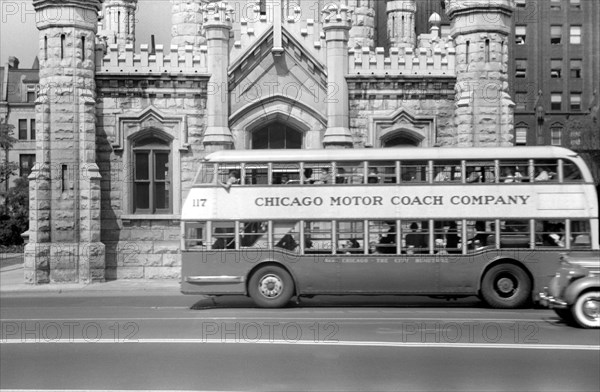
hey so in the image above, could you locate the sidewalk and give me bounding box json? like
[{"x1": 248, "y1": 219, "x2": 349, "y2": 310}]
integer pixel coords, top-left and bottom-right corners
[{"x1": 0, "y1": 263, "x2": 181, "y2": 297}]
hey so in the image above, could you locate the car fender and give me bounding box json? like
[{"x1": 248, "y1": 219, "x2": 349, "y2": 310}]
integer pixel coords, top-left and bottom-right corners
[{"x1": 564, "y1": 276, "x2": 600, "y2": 305}]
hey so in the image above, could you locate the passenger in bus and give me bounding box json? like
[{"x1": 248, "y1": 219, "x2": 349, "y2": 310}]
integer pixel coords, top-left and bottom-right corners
[
  {"x1": 543, "y1": 223, "x2": 566, "y2": 247},
  {"x1": 445, "y1": 221, "x2": 460, "y2": 251},
  {"x1": 405, "y1": 222, "x2": 427, "y2": 253},
  {"x1": 275, "y1": 234, "x2": 298, "y2": 251},
  {"x1": 303, "y1": 168, "x2": 315, "y2": 184},
  {"x1": 316, "y1": 167, "x2": 332, "y2": 184},
  {"x1": 369, "y1": 241, "x2": 381, "y2": 254},
  {"x1": 466, "y1": 168, "x2": 482, "y2": 183},
  {"x1": 433, "y1": 167, "x2": 449, "y2": 182},
  {"x1": 335, "y1": 167, "x2": 347, "y2": 184},
  {"x1": 377, "y1": 222, "x2": 397, "y2": 253},
  {"x1": 535, "y1": 166, "x2": 554, "y2": 181},
  {"x1": 342, "y1": 239, "x2": 361, "y2": 254},
  {"x1": 219, "y1": 170, "x2": 240, "y2": 190},
  {"x1": 368, "y1": 168, "x2": 380, "y2": 184}
]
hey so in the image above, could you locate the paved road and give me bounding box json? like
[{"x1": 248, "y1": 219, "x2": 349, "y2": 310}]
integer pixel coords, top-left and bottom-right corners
[{"x1": 1, "y1": 294, "x2": 599, "y2": 391}]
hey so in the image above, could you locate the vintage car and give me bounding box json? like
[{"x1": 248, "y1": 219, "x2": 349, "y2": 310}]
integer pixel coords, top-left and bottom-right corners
[{"x1": 539, "y1": 252, "x2": 600, "y2": 328}]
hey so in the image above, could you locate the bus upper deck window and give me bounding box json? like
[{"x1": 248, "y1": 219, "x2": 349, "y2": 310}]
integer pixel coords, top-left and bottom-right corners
[
  {"x1": 336, "y1": 162, "x2": 363, "y2": 184},
  {"x1": 499, "y1": 160, "x2": 528, "y2": 183},
  {"x1": 368, "y1": 161, "x2": 397, "y2": 184},
  {"x1": 244, "y1": 163, "x2": 268, "y2": 185},
  {"x1": 217, "y1": 164, "x2": 241, "y2": 185},
  {"x1": 304, "y1": 162, "x2": 332, "y2": 184},
  {"x1": 195, "y1": 163, "x2": 215, "y2": 184},
  {"x1": 272, "y1": 163, "x2": 300, "y2": 184},
  {"x1": 401, "y1": 161, "x2": 428, "y2": 183},
  {"x1": 563, "y1": 160, "x2": 583, "y2": 181},
  {"x1": 432, "y1": 161, "x2": 462, "y2": 183},
  {"x1": 533, "y1": 159, "x2": 558, "y2": 182},
  {"x1": 465, "y1": 161, "x2": 496, "y2": 183}
]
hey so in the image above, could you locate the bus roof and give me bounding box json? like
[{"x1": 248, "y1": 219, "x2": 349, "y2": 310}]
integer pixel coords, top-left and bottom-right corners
[{"x1": 202, "y1": 146, "x2": 581, "y2": 163}]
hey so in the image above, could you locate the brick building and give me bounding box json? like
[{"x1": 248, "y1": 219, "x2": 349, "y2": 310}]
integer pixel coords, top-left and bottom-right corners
[{"x1": 23, "y1": 0, "x2": 518, "y2": 283}]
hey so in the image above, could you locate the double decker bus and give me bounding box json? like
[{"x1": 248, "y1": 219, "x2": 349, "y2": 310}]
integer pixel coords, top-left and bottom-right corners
[{"x1": 180, "y1": 147, "x2": 599, "y2": 308}]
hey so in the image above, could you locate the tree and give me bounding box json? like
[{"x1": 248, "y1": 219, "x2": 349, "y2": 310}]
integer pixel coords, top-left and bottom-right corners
[
  {"x1": 0, "y1": 120, "x2": 18, "y2": 186},
  {"x1": 0, "y1": 176, "x2": 29, "y2": 246}
]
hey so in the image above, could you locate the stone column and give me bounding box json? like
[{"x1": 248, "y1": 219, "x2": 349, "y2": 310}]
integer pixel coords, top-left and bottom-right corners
[
  {"x1": 446, "y1": 0, "x2": 515, "y2": 147},
  {"x1": 387, "y1": 0, "x2": 416, "y2": 48},
  {"x1": 322, "y1": 2, "x2": 353, "y2": 148},
  {"x1": 202, "y1": 2, "x2": 234, "y2": 148},
  {"x1": 348, "y1": 0, "x2": 375, "y2": 50},
  {"x1": 100, "y1": 0, "x2": 137, "y2": 52},
  {"x1": 28, "y1": 0, "x2": 104, "y2": 283},
  {"x1": 171, "y1": 0, "x2": 208, "y2": 56}
]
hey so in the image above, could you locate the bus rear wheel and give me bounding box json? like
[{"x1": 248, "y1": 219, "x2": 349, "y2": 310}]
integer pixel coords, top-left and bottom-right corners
[
  {"x1": 248, "y1": 266, "x2": 294, "y2": 308},
  {"x1": 481, "y1": 264, "x2": 531, "y2": 308}
]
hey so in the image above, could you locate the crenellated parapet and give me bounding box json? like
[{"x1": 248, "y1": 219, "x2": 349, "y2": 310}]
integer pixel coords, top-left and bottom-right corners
[
  {"x1": 96, "y1": 43, "x2": 209, "y2": 74},
  {"x1": 349, "y1": 39, "x2": 455, "y2": 76}
]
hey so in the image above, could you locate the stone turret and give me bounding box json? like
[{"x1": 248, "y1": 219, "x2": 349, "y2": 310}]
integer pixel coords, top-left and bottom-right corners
[
  {"x1": 387, "y1": 0, "x2": 416, "y2": 48},
  {"x1": 99, "y1": 0, "x2": 137, "y2": 52},
  {"x1": 348, "y1": 0, "x2": 375, "y2": 50},
  {"x1": 28, "y1": 0, "x2": 104, "y2": 284},
  {"x1": 446, "y1": 0, "x2": 516, "y2": 146},
  {"x1": 171, "y1": 0, "x2": 208, "y2": 56}
]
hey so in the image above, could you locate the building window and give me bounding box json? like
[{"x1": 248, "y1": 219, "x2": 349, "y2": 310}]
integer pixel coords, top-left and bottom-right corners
[
  {"x1": 550, "y1": 59, "x2": 562, "y2": 78},
  {"x1": 515, "y1": 59, "x2": 527, "y2": 78},
  {"x1": 551, "y1": 25, "x2": 562, "y2": 44},
  {"x1": 570, "y1": 0, "x2": 581, "y2": 10},
  {"x1": 18, "y1": 119, "x2": 27, "y2": 140},
  {"x1": 30, "y1": 119, "x2": 36, "y2": 140},
  {"x1": 259, "y1": 0, "x2": 266, "y2": 15},
  {"x1": 132, "y1": 134, "x2": 172, "y2": 214},
  {"x1": 550, "y1": 0, "x2": 561, "y2": 11},
  {"x1": 19, "y1": 154, "x2": 35, "y2": 178},
  {"x1": 252, "y1": 123, "x2": 302, "y2": 149},
  {"x1": 570, "y1": 26, "x2": 581, "y2": 44},
  {"x1": 570, "y1": 93, "x2": 582, "y2": 111},
  {"x1": 551, "y1": 126, "x2": 563, "y2": 146},
  {"x1": 551, "y1": 93, "x2": 562, "y2": 111},
  {"x1": 515, "y1": 26, "x2": 526, "y2": 45},
  {"x1": 515, "y1": 92, "x2": 528, "y2": 110},
  {"x1": 515, "y1": 126, "x2": 528, "y2": 146},
  {"x1": 570, "y1": 59, "x2": 582, "y2": 78}
]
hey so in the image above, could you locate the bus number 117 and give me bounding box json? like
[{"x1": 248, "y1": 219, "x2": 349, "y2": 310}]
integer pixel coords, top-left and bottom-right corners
[{"x1": 192, "y1": 199, "x2": 207, "y2": 207}]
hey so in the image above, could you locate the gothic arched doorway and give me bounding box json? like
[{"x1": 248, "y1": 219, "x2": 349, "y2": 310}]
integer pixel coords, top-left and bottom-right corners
[
  {"x1": 381, "y1": 132, "x2": 421, "y2": 147},
  {"x1": 252, "y1": 122, "x2": 302, "y2": 149}
]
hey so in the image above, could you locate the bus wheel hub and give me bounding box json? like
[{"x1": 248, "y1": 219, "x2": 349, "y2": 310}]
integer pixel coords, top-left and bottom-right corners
[
  {"x1": 497, "y1": 277, "x2": 514, "y2": 294},
  {"x1": 583, "y1": 299, "x2": 600, "y2": 320},
  {"x1": 259, "y1": 275, "x2": 283, "y2": 298}
]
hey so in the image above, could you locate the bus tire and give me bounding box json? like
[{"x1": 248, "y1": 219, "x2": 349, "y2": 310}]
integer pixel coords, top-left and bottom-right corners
[
  {"x1": 571, "y1": 291, "x2": 600, "y2": 329},
  {"x1": 248, "y1": 266, "x2": 294, "y2": 308},
  {"x1": 481, "y1": 264, "x2": 531, "y2": 308},
  {"x1": 554, "y1": 308, "x2": 575, "y2": 324}
]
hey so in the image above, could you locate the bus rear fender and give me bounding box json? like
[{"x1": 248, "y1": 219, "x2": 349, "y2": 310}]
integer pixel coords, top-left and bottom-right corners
[
  {"x1": 478, "y1": 258, "x2": 534, "y2": 293},
  {"x1": 246, "y1": 261, "x2": 298, "y2": 297}
]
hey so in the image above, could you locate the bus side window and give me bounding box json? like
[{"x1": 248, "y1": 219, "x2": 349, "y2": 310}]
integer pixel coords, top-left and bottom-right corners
[
  {"x1": 433, "y1": 220, "x2": 461, "y2": 254},
  {"x1": 499, "y1": 220, "x2": 530, "y2": 248},
  {"x1": 273, "y1": 221, "x2": 300, "y2": 252},
  {"x1": 184, "y1": 222, "x2": 206, "y2": 249},
  {"x1": 432, "y1": 161, "x2": 462, "y2": 182},
  {"x1": 304, "y1": 221, "x2": 332, "y2": 254},
  {"x1": 217, "y1": 164, "x2": 241, "y2": 185},
  {"x1": 196, "y1": 163, "x2": 215, "y2": 184},
  {"x1": 402, "y1": 220, "x2": 429, "y2": 254},
  {"x1": 466, "y1": 220, "x2": 496, "y2": 251},
  {"x1": 571, "y1": 220, "x2": 591, "y2": 248},
  {"x1": 563, "y1": 160, "x2": 583, "y2": 182},
  {"x1": 535, "y1": 220, "x2": 566, "y2": 247},
  {"x1": 304, "y1": 163, "x2": 332, "y2": 184},
  {"x1": 465, "y1": 161, "x2": 496, "y2": 183},
  {"x1": 337, "y1": 162, "x2": 363, "y2": 184},
  {"x1": 244, "y1": 164, "x2": 268, "y2": 185},
  {"x1": 272, "y1": 163, "x2": 300, "y2": 184},
  {"x1": 499, "y1": 160, "x2": 527, "y2": 183},
  {"x1": 337, "y1": 221, "x2": 364, "y2": 254},
  {"x1": 239, "y1": 221, "x2": 268, "y2": 248},
  {"x1": 212, "y1": 222, "x2": 235, "y2": 250}
]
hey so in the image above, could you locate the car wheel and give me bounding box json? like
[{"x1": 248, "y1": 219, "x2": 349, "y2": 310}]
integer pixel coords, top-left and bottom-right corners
[
  {"x1": 571, "y1": 291, "x2": 600, "y2": 329},
  {"x1": 481, "y1": 264, "x2": 532, "y2": 309},
  {"x1": 248, "y1": 265, "x2": 294, "y2": 308}
]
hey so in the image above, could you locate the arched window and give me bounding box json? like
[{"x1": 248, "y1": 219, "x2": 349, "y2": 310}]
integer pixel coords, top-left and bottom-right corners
[
  {"x1": 132, "y1": 132, "x2": 172, "y2": 214},
  {"x1": 252, "y1": 122, "x2": 302, "y2": 149},
  {"x1": 382, "y1": 133, "x2": 421, "y2": 147}
]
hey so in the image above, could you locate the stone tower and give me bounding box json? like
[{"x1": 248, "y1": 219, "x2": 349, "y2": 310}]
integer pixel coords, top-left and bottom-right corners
[
  {"x1": 27, "y1": 0, "x2": 104, "y2": 284},
  {"x1": 348, "y1": 0, "x2": 376, "y2": 50},
  {"x1": 446, "y1": 0, "x2": 516, "y2": 146},
  {"x1": 171, "y1": 0, "x2": 208, "y2": 56},
  {"x1": 387, "y1": 0, "x2": 416, "y2": 48},
  {"x1": 99, "y1": 0, "x2": 137, "y2": 52}
]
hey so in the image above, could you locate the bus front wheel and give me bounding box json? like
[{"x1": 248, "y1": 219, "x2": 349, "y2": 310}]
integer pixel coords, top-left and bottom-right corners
[
  {"x1": 481, "y1": 264, "x2": 531, "y2": 308},
  {"x1": 248, "y1": 266, "x2": 295, "y2": 308}
]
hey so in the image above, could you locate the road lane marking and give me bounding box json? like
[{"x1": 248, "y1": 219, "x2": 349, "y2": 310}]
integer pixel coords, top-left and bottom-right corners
[
  {"x1": 1, "y1": 338, "x2": 598, "y2": 350},
  {"x1": 0, "y1": 317, "x2": 547, "y2": 322}
]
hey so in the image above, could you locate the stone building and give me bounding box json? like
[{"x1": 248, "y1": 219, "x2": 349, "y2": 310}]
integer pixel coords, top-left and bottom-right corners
[{"x1": 24, "y1": 0, "x2": 516, "y2": 283}]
